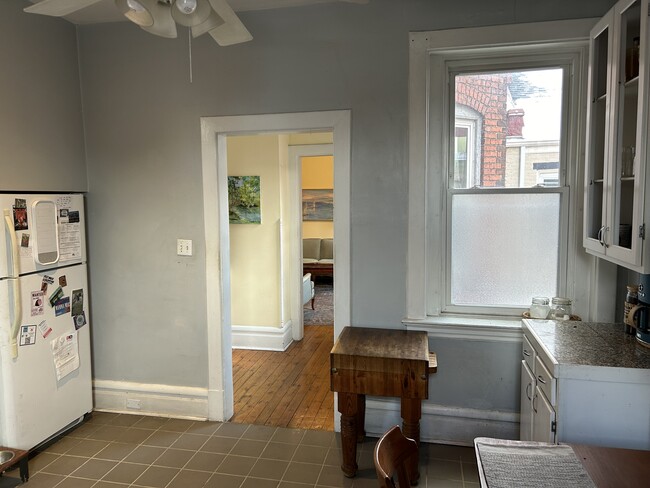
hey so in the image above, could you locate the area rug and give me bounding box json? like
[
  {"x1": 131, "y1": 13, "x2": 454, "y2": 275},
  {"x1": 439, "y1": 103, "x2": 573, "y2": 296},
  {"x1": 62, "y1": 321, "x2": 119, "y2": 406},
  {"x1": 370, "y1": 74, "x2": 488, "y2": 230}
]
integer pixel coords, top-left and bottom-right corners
[{"x1": 304, "y1": 283, "x2": 333, "y2": 325}]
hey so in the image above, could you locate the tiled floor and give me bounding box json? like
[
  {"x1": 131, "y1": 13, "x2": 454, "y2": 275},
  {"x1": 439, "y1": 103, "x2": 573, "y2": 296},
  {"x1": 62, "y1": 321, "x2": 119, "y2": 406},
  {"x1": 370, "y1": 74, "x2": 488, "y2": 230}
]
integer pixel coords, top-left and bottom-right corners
[{"x1": 0, "y1": 412, "x2": 480, "y2": 488}]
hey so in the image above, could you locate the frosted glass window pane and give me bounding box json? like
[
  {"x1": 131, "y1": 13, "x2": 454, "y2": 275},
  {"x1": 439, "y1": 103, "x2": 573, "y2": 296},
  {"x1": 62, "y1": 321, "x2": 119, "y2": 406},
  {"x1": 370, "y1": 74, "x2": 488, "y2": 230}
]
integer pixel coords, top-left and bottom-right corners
[{"x1": 451, "y1": 193, "x2": 560, "y2": 307}]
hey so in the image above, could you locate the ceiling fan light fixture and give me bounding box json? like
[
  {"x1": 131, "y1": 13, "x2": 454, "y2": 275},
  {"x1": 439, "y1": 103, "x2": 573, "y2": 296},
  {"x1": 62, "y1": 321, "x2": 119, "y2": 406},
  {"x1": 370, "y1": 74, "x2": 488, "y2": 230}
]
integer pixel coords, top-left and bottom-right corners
[
  {"x1": 175, "y1": 0, "x2": 198, "y2": 14},
  {"x1": 115, "y1": 0, "x2": 154, "y2": 27},
  {"x1": 171, "y1": 0, "x2": 211, "y2": 27}
]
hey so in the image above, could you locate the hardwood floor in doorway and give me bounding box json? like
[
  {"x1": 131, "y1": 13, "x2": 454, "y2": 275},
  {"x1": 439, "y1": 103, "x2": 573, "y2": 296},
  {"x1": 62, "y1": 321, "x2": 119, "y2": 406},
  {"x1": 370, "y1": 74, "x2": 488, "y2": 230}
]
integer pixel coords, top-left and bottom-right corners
[{"x1": 231, "y1": 325, "x2": 334, "y2": 430}]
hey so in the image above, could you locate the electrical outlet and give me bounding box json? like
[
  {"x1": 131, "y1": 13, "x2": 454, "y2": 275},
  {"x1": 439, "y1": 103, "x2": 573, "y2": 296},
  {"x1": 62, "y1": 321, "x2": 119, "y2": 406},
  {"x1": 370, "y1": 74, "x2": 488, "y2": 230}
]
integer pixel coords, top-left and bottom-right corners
[
  {"x1": 177, "y1": 239, "x2": 193, "y2": 256},
  {"x1": 126, "y1": 398, "x2": 141, "y2": 410}
]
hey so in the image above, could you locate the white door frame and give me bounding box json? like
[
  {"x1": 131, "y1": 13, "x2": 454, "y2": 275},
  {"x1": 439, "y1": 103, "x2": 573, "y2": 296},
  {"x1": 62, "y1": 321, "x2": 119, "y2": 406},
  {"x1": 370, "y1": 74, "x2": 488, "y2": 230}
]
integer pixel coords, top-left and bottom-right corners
[
  {"x1": 288, "y1": 143, "x2": 334, "y2": 341},
  {"x1": 201, "y1": 111, "x2": 351, "y2": 421}
]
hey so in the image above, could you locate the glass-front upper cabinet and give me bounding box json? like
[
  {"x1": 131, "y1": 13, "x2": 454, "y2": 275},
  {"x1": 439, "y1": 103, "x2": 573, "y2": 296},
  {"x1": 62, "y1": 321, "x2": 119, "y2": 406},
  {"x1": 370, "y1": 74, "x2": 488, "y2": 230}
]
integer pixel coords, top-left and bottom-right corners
[{"x1": 584, "y1": 0, "x2": 649, "y2": 271}]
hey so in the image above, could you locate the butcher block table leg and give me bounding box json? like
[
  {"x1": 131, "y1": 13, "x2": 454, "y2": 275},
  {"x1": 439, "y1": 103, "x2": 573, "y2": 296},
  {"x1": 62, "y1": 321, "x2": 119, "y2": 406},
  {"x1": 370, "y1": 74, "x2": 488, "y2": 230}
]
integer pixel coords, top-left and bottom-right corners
[
  {"x1": 401, "y1": 397, "x2": 422, "y2": 484},
  {"x1": 338, "y1": 391, "x2": 360, "y2": 477}
]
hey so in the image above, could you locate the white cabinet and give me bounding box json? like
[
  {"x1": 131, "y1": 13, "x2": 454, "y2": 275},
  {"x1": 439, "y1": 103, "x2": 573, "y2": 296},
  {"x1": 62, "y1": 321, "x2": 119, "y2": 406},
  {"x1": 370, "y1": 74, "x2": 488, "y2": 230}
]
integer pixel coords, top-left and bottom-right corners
[
  {"x1": 519, "y1": 337, "x2": 556, "y2": 443},
  {"x1": 584, "y1": 0, "x2": 650, "y2": 271},
  {"x1": 521, "y1": 320, "x2": 650, "y2": 450},
  {"x1": 519, "y1": 361, "x2": 535, "y2": 441}
]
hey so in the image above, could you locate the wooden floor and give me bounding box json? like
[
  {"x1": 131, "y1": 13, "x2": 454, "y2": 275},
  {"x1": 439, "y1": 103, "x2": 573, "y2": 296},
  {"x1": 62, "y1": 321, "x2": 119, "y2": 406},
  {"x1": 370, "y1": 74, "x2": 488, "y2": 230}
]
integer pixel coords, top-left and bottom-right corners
[{"x1": 231, "y1": 325, "x2": 334, "y2": 431}]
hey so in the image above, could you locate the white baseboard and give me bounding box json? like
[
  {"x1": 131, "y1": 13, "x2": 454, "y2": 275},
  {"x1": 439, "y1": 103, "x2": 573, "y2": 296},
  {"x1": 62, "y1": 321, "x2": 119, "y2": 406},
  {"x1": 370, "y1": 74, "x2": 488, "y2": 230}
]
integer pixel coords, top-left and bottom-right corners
[
  {"x1": 93, "y1": 380, "x2": 210, "y2": 420},
  {"x1": 231, "y1": 321, "x2": 293, "y2": 351},
  {"x1": 361, "y1": 398, "x2": 519, "y2": 446}
]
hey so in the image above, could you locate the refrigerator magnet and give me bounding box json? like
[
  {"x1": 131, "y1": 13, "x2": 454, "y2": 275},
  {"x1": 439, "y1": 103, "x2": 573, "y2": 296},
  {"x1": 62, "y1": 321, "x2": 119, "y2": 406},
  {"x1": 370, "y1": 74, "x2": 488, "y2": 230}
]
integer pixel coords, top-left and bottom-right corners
[
  {"x1": 13, "y1": 206, "x2": 28, "y2": 231},
  {"x1": 21, "y1": 233, "x2": 30, "y2": 247},
  {"x1": 54, "y1": 297, "x2": 70, "y2": 316},
  {"x1": 48, "y1": 286, "x2": 63, "y2": 307},
  {"x1": 59, "y1": 275, "x2": 67, "y2": 287},
  {"x1": 71, "y1": 289, "x2": 83, "y2": 316},
  {"x1": 42, "y1": 275, "x2": 54, "y2": 295},
  {"x1": 73, "y1": 312, "x2": 86, "y2": 330},
  {"x1": 19, "y1": 325, "x2": 36, "y2": 346},
  {"x1": 38, "y1": 320, "x2": 52, "y2": 338},
  {"x1": 31, "y1": 291, "x2": 45, "y2": 316}
]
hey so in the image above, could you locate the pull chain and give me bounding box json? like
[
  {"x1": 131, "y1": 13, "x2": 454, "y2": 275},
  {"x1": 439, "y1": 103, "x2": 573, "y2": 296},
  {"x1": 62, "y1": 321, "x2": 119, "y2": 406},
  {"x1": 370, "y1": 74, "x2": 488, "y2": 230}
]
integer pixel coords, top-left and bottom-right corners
[{"x1": 188, "y1": 28, "x2": 193, "y2": 83}]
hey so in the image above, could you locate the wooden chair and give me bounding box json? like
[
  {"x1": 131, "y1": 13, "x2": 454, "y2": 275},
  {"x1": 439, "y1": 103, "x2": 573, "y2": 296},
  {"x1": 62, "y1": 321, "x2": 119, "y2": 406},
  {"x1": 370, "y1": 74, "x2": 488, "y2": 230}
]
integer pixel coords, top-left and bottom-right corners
[{"x1": 374, "y1": 425, "x2": 418, "y2": 488}]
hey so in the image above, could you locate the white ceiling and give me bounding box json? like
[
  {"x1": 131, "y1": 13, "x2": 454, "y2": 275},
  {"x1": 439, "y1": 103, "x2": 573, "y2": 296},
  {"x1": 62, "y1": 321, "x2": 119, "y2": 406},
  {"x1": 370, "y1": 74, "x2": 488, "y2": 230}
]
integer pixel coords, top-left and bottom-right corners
[{"x1": 27, "y1": 0, "x2": 363, "y2": 25}]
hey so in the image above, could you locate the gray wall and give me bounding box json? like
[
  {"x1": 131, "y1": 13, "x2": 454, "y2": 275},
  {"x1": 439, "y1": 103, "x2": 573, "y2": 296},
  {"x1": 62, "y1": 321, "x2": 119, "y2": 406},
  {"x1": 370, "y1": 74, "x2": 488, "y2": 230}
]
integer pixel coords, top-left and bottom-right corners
[
  {"x1": 76, "y1": 0, "x2": 616, "y2": 401},
  {"x1": 0, "y1": 1, "x2": 86, "y2": 192}
]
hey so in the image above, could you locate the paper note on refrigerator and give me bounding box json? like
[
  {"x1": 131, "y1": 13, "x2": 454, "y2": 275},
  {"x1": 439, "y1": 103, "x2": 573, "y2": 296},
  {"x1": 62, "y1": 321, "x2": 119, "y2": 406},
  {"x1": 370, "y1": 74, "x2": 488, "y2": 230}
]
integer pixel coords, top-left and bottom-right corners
[
  {"x1": 59, "y1": 222, "x2": 81, "y2": 262},
  {"x1": 51, "y1": 331, "x2": 80, "y2": 381}
]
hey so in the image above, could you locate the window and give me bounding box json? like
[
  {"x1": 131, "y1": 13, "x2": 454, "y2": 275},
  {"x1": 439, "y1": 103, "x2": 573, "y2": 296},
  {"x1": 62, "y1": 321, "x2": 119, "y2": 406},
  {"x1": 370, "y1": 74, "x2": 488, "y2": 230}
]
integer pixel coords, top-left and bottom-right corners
[
  {"x1": 407, "y1": 21, "x2": 594, "y2": 321},
  {"x1": 448, "y1": 67, "x2": 567, "y2": 314}
]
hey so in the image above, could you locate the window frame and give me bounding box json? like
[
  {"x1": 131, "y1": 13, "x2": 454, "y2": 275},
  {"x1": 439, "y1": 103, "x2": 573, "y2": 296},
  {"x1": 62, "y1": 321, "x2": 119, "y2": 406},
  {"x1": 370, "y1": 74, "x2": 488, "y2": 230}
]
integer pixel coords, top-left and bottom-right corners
[
  {"x1": 406, "y1": 20, "x2": 597, "y2": 323},
  {"x1": 443, "y1": 62, "x2": 572, "y2": 316}
]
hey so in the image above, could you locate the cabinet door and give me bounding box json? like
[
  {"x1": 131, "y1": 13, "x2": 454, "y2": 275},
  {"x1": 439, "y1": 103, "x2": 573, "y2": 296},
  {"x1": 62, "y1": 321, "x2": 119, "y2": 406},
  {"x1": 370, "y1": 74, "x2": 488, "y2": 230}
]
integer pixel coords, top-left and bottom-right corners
[
  {"x1": 520, "y1": 360, "x2": 535, "y2": 441},
  {"x1": 532, "y1": 387, "x2": 556, "y2": 443},
  {"x1": 584, "y1": 11, "x2": 615, "y2": 255},
  {"x1": 606, "y1": 0, "x2": 646, "y2": 266}
]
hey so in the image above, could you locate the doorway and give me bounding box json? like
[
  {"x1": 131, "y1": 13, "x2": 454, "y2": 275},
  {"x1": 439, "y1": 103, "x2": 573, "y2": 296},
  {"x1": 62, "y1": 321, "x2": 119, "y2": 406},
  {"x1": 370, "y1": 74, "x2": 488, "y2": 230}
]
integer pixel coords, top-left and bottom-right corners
[{"x1": 200, "y1": 111, "x2": 351, "y2": 423}]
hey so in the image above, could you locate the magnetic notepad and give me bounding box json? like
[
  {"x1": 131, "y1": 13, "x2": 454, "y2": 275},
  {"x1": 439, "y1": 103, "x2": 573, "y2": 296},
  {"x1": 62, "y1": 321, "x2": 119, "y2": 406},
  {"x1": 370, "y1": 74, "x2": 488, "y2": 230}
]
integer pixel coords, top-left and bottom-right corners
[{"x1": 32, "y1": 200, "x2": 59, "y2": 266}]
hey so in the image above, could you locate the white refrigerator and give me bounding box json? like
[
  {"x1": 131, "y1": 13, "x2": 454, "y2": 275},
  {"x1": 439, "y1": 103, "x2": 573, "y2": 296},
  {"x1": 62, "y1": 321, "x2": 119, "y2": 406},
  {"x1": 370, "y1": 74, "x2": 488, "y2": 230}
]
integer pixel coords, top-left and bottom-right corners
[{"x1": 0, "y1": 193, "x2": 92, "y2": 450}]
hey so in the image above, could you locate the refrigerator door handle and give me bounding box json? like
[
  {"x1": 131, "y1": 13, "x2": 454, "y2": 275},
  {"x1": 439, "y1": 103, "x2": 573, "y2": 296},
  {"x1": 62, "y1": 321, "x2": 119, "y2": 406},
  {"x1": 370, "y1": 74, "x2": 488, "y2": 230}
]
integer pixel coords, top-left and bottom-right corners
[
  {"x1": 3, "y1": 209, "x2": 20, "y2": 278},
  {"x1": 3, "y1": 209, "x2": 22, "y2": 358}
]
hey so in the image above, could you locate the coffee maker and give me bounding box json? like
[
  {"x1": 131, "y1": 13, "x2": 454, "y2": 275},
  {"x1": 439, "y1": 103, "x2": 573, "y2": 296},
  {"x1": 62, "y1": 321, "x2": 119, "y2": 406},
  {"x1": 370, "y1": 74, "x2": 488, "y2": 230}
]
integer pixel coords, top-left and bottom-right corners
[{"x1": 631, "y1": 274, "x2": 650, "y2": 347}]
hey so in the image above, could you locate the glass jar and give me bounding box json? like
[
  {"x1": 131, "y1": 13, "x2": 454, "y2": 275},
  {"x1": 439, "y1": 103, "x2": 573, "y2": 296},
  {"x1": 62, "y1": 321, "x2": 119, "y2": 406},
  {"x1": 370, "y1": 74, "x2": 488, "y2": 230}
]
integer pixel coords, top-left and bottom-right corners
[
  {"x1": 529, "y1": 297, "x2": 550, "y2": 319},
  {"x1": 550, "y1": 297, "x2": 572, "y2": 320}
]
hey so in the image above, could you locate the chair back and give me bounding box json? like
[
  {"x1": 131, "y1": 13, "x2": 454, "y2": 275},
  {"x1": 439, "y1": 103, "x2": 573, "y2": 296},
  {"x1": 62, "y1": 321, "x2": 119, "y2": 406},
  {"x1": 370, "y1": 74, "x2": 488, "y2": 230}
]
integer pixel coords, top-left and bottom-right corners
[{"x1": 374, "y1": 425, "x2": 418, "y2": 488}]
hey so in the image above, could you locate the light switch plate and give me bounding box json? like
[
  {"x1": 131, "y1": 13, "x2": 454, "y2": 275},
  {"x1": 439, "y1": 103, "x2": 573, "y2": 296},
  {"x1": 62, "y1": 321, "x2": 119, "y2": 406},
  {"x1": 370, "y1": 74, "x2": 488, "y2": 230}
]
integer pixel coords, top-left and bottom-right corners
[{"x1": 177, "y1": 239, "x2": 193, "y2": 256}]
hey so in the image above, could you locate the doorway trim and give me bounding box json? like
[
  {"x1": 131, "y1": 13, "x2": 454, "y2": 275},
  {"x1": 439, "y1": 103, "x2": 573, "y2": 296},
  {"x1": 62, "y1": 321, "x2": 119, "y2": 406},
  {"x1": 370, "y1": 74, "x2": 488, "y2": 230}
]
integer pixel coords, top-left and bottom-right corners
[
  {"x1": 201, "y1": 111, "x2": 351, "y2": 421},
  {"x1": 288, "y1": 143, "x2": 334, "y2": 341}
]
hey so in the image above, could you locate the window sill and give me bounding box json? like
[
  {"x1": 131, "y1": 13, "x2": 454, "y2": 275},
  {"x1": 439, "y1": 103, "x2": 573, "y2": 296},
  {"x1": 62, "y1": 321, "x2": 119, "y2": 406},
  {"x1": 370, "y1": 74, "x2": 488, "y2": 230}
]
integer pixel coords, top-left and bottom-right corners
[{"x1": 402, "y1": 315, "x2": 522, "y2": 342}]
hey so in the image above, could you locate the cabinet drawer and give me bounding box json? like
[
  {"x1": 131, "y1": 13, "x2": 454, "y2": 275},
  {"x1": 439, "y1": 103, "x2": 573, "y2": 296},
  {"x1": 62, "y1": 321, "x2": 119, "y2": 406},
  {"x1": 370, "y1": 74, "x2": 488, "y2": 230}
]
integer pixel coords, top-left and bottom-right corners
[
  {"x1": 535, "y1": 356, "x2": 556, "y2": 406},
  {"x1": 522, "y1": 334, "x2": 536, "y2": 372}
]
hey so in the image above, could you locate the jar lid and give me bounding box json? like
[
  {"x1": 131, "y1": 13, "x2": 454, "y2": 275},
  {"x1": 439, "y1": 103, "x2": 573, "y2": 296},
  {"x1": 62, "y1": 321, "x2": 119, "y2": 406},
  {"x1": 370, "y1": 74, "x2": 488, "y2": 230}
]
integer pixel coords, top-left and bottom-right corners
[
  {"x1": 532, "y1": 297, "x2": 550, "y2": 305},
  {"x1": 552, "y1": 297, "x2": 572, "y2": 305}
]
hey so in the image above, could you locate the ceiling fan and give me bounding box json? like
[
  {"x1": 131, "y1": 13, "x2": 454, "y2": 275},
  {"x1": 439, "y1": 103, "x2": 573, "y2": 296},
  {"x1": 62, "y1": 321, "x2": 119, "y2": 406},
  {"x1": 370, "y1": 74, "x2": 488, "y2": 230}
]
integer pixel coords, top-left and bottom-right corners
[{"x1": 24, "y1": 0, "x2": 254, "y2": 46}]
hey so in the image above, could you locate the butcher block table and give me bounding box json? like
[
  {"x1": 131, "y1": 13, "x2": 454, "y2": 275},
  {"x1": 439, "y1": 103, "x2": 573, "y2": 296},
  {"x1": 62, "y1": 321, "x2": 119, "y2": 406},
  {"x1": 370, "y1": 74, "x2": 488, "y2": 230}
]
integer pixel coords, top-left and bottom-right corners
[{"x1": 330, "y1": 326, "x2": 437, "y2": 480}]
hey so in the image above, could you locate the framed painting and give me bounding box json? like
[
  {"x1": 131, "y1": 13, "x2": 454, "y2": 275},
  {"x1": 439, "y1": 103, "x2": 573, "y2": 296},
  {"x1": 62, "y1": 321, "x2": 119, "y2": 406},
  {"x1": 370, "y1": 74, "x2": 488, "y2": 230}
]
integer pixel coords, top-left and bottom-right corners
[
  {"x1": 228, "y1": 176, "x2": 261, "y2": 224},
  {"x1": 302, "y1": 189, "x2": 333, "y2": 221}
]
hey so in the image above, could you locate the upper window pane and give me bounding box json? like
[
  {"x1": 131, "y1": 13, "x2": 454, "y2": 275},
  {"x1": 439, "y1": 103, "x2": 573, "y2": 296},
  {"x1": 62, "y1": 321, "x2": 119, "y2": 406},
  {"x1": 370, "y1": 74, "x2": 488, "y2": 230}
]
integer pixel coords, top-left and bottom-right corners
[{"x1": 453, "y1": 68, "x2": 564, "y2": 189}]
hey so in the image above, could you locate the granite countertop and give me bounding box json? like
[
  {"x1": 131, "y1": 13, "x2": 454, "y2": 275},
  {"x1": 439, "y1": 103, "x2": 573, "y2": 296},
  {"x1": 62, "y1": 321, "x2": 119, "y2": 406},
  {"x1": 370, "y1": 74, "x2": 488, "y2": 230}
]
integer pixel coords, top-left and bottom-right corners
[{"x1": 523, "y1": 319, "x2": 650, "y2": 370}]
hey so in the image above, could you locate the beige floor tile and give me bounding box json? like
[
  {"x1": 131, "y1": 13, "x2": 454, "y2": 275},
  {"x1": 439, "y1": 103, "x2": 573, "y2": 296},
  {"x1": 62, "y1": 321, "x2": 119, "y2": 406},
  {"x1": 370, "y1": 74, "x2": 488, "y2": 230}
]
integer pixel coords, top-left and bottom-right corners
[
  {"x1": 316, "y1": 465, "x2": 354, "y2": 488},
  {"x1": 166, "y1": 468, "x2": 212, "y2": 488},
  {"x1": 110, "y1": 415, "x2": 144, "y2": 427},
  {"x1": 102, "y1": 462, "x2": 148, "y2": 484},
  {"x1": 204, "y1": 472, "x2": 245, "y2": 488},
  {"x1": 44, "y1": 437, "x2": 82, "y2": 455},
  {"x1": 70, "y1": 458, "x2": 117, "y2": 479},
  {"x1": 282, "y1": 462, "x2": 322, "y2": 484},
  {"x1": 230, "y1": 439, "x2": 268, "y2": 458},
  {"x1": 170, "y1": 433, "x2": 210, "y2": 450},
  {"x1": 117, "y1": 428, "x2": 155, "y2": 444},
  {"x1": 40, "y1": 455, "x2": 88, "y2": 475},
  {"x1": 270, "y1": 429, "x2": 305, "y2": 445},
  {"x1": 133, "y1": 416, "x2": 169, "y2": 430},
  {"x1": 152, "y1": 448, "x2": 194, "y2": 469},
  {"x1": 13, "y1": 472, "x2": 63, "y2": 487},
  {"x1": 249, "y1": 458, "x2": 289, "y2": 480},
  {"x1": 260, "y1": 442, "x2": 298, "y2": 461},
  {"x1": 28, "y1": 452, "x2": 61, "y2": 473},
  {"x1": 159, "y1": 419, "x2": 195, "y2": 433},
  {"x1": 93, "y1": 482, "x2": 130, "y2": 488},
  {"x1": 200, "y1": 436, "x2": 238, "y2": 454},
  {"x1": 124, "y1": 446, "x2": 165, "y2": 465},
  {"x1": 185, "y1": 451, "x2": 226, "y2": 472},
  {"x1": 94, "y1": 442, "x2": 137, "y2": 462},
  {"x1": 65, "y1": 439, "x2": 110, "y2": 457},
  {"x1": 427, "y1": 458, "x2": 463, "y2": 481},
  {"x1": 215, "y1": 423, "x2": 249, "y2": 439},
  {"x1": 215, "y1": 455, "x2": 256, "y2": 476},
  {"x1": 241, "y1": 425, "x2": 277, "y2": 442},
  {"x1": 141, "y1": 430, "x2": 181, "y2": 448},
  {"x1": 241, "y1": 478, "x2": 280, "y2": 488},
  {"x1": 52, "y1": 477, "x2": 96, "y2": 488},
  {"x1": 132, "y1": 465, "x2": 179, "y2": 487},
  {"x1": 186, "y1": 421, "x2": 222, "y2": 436}
]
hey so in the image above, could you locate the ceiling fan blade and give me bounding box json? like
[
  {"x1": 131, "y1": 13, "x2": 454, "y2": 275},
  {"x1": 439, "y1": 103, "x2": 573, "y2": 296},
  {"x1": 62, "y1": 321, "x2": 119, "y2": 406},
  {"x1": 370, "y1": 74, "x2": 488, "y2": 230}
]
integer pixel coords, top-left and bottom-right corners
[
  {"x1": 207, "y1": 0, "x2": 252, "y2": 46},
  {"x1": 191, "y1": 10, "x2": 225, "y2": 38},
  {"x1": 136, "y1": 0, "x2": 177, "y2": 38},
  {"x1": 24, "y1": 0, "x2": 103, "y2": 17}
]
